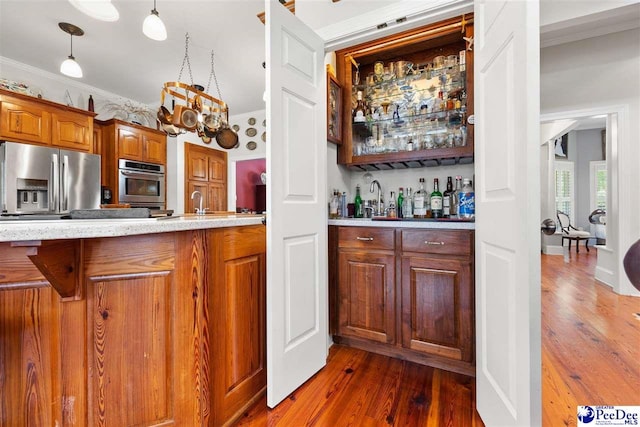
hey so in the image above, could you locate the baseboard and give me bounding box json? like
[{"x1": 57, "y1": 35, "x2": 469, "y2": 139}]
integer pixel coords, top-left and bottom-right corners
[
  {"x1": 543, "y1": 245, "x2": 564, "y2": 255},
  {"x1": 595, "y1": 266, "x2": 615, "y2": 288}
]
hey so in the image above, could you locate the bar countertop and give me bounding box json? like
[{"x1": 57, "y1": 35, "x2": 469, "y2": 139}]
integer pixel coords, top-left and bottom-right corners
[{"x1": 0, "y1": 214, "x2": 265, "y2": 242}]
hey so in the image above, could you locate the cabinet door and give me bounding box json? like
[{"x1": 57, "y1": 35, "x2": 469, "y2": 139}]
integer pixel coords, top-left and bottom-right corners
[
  {"x1": 208, "y1": 153, "x2": 226, "y2": 182},
  {"x1": 208, "y1": 183, "x2": 227, "y2": 212},
  {"x1": 337, "y1": 250, "x2": 395, "y2": 344},
  {"x1": 209, "y1": 227, "x2": 266, "y2": 426},
  {"x1": 51, "y1": 111, "x2": 93, "y2": 152},
  {"x1": 0, "y1": 99, "x2": 51, "y2": 144},
  {"x1": 186, "y1": 150, "x2": 209, "y2": 181},
  {"x1": 117, "y1": 126, "x2": 143, "y2": 160},
  {"x1": 187, "y1": 181, "x2": 209, "y2": 213},
  {"x1": 401, "y1": 256, "x2": 473, "y2": 362},
  {"x1": 143, "y1": 132, "x2": 166, "y2": 164}
]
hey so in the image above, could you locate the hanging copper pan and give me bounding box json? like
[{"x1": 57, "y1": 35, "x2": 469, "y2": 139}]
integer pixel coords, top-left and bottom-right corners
[{"x1": 216, "y1": 124, "x2": 238, "y2": 149}]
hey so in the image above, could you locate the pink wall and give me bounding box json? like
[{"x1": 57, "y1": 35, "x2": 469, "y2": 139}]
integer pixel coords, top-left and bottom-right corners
[{"x1": 236, "y1": 158, "x2": 266, "y2": 211}]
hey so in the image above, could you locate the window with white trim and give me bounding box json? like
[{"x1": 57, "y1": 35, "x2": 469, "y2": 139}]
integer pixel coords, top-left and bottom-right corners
[
  {"x1": 555, "y1": 160, "x2": 575, "y2": 224},
  {"x1": 590, "y1": 161, "x2": 607, "y2": 211}
]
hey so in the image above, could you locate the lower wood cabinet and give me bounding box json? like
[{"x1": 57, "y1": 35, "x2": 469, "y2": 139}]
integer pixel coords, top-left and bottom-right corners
[
  {"x1": 331, "y1": 225, "x2": 475, "y2": 376},
  {"x1": 0, "y1": 225, "x2": 266, "y2": 426}
]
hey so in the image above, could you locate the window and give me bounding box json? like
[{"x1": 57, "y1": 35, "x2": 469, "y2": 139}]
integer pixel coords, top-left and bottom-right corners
[
  {"x1": 555, "y1": 160, "x2": 575, "y2": 223},
  {"x1": 590, "y1": 161, "x2": 607, "y2": 211}
]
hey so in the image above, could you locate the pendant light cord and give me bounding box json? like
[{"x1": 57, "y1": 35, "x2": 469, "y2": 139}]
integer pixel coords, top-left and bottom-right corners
[{"x1": 70, "y1": 33, "x2": 74, "y2": 57}]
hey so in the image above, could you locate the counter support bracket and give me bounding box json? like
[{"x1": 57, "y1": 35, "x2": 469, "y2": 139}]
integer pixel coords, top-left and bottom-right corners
[{"x1": 21, "y1": 240, "x2": 83, "y2": 301}]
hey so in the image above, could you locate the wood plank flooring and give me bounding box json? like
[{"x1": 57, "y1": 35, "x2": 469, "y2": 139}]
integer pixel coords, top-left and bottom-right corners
[
  {"x1": 541, "y1": 250, "x2": 640, "y2": 426},
  {"x1": 235, "y1": 345, "x2": 483, "y2": 426},
  {"x1": 235, "y1": 250, "x2": 639, "y2": 426}
]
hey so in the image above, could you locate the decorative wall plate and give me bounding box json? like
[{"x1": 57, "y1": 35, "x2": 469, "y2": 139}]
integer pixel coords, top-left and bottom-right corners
[
  {"x1": 261, "y1": 132, "x2": 266, "y2": 142},
  {"x1": 246, "y1": 141, "x2": 257, "y2": 150},
  {"x1": 232, "y1": 124, "x2": 240, "y2": 131},
  {"x1": 248, "y1": 117, "x2": 256, "y2": 125},
  {"x1": 245, "y1": 127, "x2": 257, "y2": 137}
]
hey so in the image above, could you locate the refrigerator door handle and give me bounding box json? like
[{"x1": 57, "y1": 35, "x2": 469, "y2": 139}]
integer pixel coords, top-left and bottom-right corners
[
  {"x1": 62, "y1": 154, "x2": 69, "y2": 212},
  {"x1": 51, "y1": 153, "x2": 59, "y2": 212}
]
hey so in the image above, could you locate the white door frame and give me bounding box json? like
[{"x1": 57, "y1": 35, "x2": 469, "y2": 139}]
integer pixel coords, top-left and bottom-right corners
[{"x1": 541, "y1": 104, "x2": 629, "y2": 294}]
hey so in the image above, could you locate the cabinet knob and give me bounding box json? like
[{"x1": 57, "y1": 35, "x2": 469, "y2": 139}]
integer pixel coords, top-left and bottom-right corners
[
  {"x1": 356, "y1": 236, "x2": 374, "y2": 241},
  {"x1": 425, "y1": 241, "x2": 445, "y2": 245}
]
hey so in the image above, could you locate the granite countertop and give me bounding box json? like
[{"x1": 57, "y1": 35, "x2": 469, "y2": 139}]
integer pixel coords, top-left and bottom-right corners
[
  {"x1": 0, "y1": 214, "x2": 265, "y2": 242},
  {"x1": 327, "y1": 218, "x2": 475, "y2": 230}
]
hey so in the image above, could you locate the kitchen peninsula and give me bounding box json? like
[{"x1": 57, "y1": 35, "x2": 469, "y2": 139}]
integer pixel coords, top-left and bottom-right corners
[{"x1": 0, "y1": 215, "x2": 266, "y2": 426}]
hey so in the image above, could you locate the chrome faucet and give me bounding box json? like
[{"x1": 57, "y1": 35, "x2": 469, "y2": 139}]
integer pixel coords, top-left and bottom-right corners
[
  {"x1": 191, "y1": 190, "x2": 207, "y2": 215},
  {"x1": 370, "y1": 179, "x2": 383, "y2": 216}
]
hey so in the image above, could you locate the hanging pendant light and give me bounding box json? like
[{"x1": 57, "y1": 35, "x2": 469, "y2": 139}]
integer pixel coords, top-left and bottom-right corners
[
  {"x1": 68, "y1": 0, "x2": 119, "y2": 22},
  {"x1": 59, "y1": 22, "x2": 84, "y2": 79},
  {"x1": 143, "y1": 0, "x2": 167, "y2": 41}
]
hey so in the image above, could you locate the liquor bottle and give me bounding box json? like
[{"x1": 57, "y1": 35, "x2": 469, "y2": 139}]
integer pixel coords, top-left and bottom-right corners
[
  {"x1": 354, "y1": 185, "x2": 363, "y2": 218},
  {"x1": 403, "y1": 187, "x2": 414, "y2": 218},
  {"x1": 353, "y1": 91, "x2": 366, "y2": 123},
  {"x1": 443, "y1": 176, "x2": 454, "y2": 218},
  {"x1": 413, "y1": 178, "x2": 427, "y2": 218},
  {"x1": 453, "y1": 175, "x2": 463, "y2": 217},
  {"x1": 458, "y1": 178, "x2": 475, "y2": 219},
  {"x1": 431, "y1": 178, "x2": 443, "y2": 218},
  {"x1": 329, "y1": 190, "x2": 339, "y2": 218},
  {"x1": 387, "y1": 191, "x2": 397, "y2": 218},
  {"x1": 397, "y1": 188, "x2": 404, "y2": 219},
  {"x1": 88, "y1": 95, "x2": 95, "y2": 112}
]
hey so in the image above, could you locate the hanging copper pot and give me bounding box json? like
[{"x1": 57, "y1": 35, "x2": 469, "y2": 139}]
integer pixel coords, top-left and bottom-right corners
[{"x1": 216, "y1": 123, "x2": 238, "y2": 149}]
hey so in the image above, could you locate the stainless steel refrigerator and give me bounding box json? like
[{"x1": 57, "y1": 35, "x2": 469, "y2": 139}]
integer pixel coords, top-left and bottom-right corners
[{"x1": 0, "y1": 141, "x2": 101, "y2": 215}]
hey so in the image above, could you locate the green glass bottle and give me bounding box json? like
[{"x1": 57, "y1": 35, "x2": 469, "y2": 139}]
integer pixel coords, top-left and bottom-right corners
[
  {"x1": 354, "y1": 185, "x2": 363, "y2": 218},
  {"x1": 431, "y1": 178, "x2": 443, "y2": 218},
  {"x1": 397, "y1": 188, "x2": 404, "y2": 219}
]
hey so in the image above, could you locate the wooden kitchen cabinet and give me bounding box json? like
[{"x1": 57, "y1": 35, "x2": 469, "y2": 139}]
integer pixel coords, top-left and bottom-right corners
[
  {"x1": 184, "y1": 142, "x2": 228, "y2": 212},
  {"x1": 0, "y1": 88, "x2": 94, "y2": 152},
  {"x1": 335, "y1": 15, "x2": 474, "y2": 170},
  {"x1": 102, "y1": 119, "x2": 167, "y2": 164},
  {"x1": 336, "y1": 227, "x2": 396, "y2": 344},
  {"x1": 331, "y1": 225, "x2": 475, "y2": 376}
]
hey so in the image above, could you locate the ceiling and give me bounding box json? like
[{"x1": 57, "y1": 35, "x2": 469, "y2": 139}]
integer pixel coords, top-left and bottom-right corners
[{"x1": 0, "y1": 0, "x2": 267, "y2": 114}]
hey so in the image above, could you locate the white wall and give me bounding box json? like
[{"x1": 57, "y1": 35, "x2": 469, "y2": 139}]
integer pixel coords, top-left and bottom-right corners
[
  {"x1": 541, "y1": 28, "x2": 640, "y2": 296},
  {"x1": 574, "y1": 129, "x2": 604, "y2": 232},
  {"x1": 0, "y1": 57, "x2": 153, "y2": 125}
]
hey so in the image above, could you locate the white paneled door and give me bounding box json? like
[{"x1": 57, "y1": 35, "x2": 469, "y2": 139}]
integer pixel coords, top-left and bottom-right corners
[
  {"x1": 474, "y1": 0, "x2": 541, "y2": 425},
  {"x1": 265, "y1": 0, "x2": 328, "y2": 408}
]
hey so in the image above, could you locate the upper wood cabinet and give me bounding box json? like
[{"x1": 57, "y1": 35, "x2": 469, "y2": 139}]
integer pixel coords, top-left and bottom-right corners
[
  {"x1": 102, "y1": 120, "x2": 167, "y2": 164},
  {"x1": 0, "y1": 89, "x2": 94, "y2": 152},
  {"x1": 335, "y1": 15, "x2": 474, "y2": 170}
]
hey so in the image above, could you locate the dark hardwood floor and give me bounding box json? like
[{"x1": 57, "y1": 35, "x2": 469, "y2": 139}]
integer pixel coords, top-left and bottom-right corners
[
  {"x1": 235, "y1": 250, "x2": 639, "y2": 426},
  {"x1": 541, "y1": 250, "x2": 640, "y2": 426}
]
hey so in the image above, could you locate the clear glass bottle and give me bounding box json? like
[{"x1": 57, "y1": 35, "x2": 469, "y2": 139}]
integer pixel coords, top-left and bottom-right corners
[
  {"x1": 431, "y1": 178, "x2": 443, "y2": 218},
  {"x1": 453, "y1": 175, "x2": 463, "y2": 217},
  {"x1": 443, "y1": 176, "x2": 453, "y2": 218},
  {"x1": 403, "y1": 187, "x2": 414, "y2": 218},
  {"x1": 413, "y1": 178, "x2": 427, "y2": 218},
  {"x1": 354, "y1": 185, "x2": 363, "y2": 218},
  {"x1": 458, "y1": 178, "x2": 475, "y2": 219},
  {"x1": 329, "y1": 190, "x2": 339, "y2": 219},
  {"x1": 397, "y1": 188, "x2": 404, "y2": 219},
  {"x1": 387, "y1": 191, "x2": 397, "y2": 218}
]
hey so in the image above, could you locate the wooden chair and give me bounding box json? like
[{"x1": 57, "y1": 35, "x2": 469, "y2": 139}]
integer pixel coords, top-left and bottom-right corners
[{"x1": 557, "y1": 210, "x2": 592, "y2": 253}]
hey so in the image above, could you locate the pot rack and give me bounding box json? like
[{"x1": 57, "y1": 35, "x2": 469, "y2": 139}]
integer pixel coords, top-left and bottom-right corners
[{"x1": 161, "y1": 81, "x2": 228, "y2": 121}]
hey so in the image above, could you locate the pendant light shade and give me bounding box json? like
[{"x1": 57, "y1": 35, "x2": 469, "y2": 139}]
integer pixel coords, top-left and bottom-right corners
[
  {"x1": 59, "y1": 23, "x2": 84, "y2": 79},
  {"x1": 68, "y1": 0, "x2": 119, "y2": 22},
  {"x1": 143, "y1": 1, "x2": 167, "y2": 41},
  {"x1": 61, "y1": 56, "x2": 83, "y2": 78}
]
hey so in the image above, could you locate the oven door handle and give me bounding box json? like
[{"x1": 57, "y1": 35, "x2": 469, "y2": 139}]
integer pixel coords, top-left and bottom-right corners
[{"x1": 120, "y1": 170, "x2": 163, "y2": 179}]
